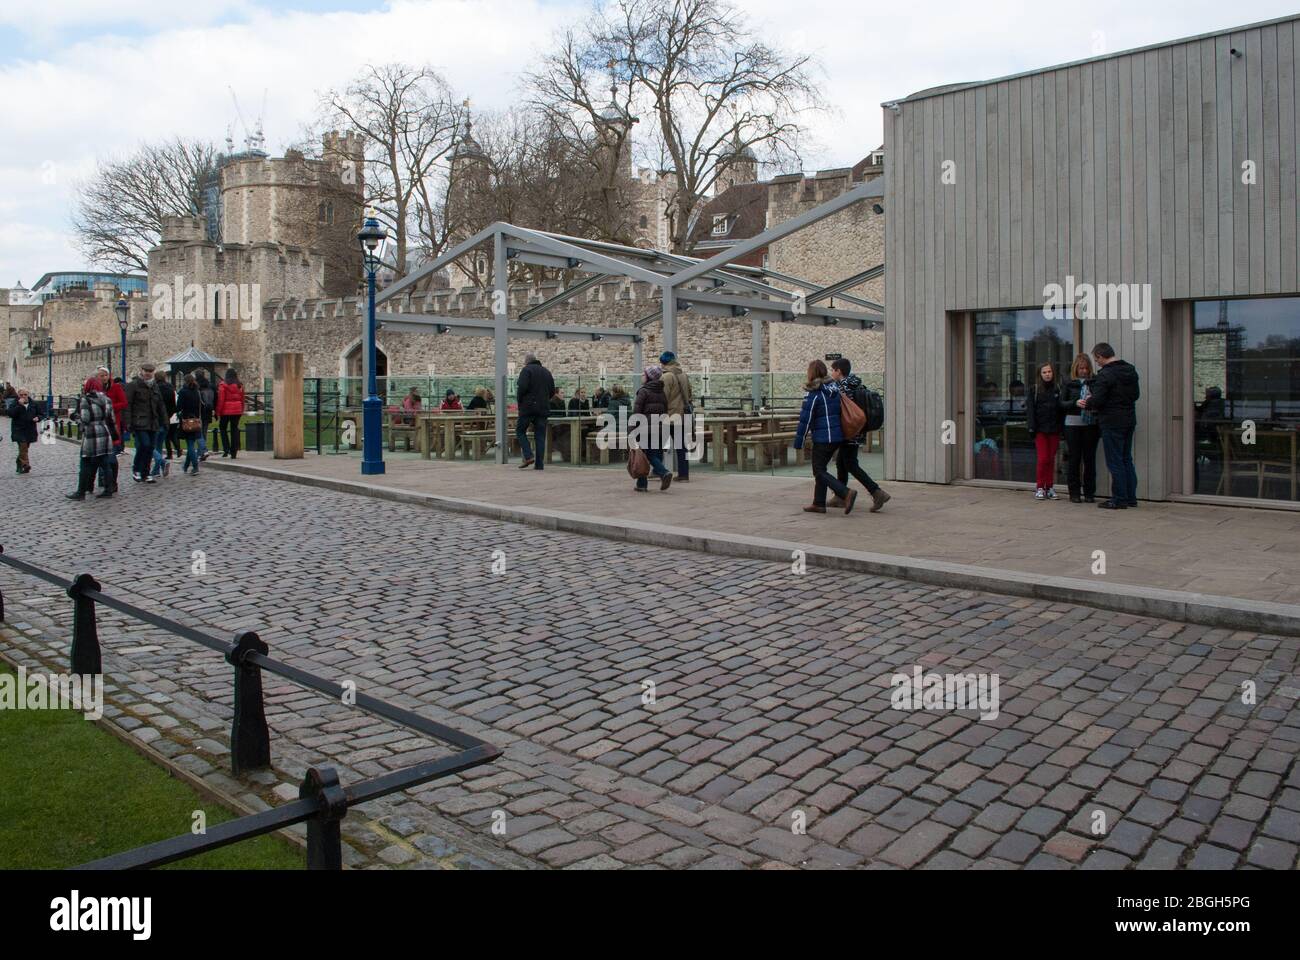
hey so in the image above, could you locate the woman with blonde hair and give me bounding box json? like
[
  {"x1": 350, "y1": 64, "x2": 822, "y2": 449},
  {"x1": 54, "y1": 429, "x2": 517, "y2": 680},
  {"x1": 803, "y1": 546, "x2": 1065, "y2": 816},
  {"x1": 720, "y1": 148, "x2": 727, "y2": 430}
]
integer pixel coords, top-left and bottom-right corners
[{"x1": 1059, "y1": 353, "x2": 1099, "y2": 503}]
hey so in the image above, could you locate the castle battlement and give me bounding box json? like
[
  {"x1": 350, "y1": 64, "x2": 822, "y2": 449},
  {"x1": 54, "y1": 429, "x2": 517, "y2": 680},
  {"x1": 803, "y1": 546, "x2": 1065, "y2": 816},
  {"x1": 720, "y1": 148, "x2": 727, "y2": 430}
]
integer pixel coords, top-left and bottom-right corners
[{"x1": 261, "y1": 277, "x2": 665, "y2": 323}]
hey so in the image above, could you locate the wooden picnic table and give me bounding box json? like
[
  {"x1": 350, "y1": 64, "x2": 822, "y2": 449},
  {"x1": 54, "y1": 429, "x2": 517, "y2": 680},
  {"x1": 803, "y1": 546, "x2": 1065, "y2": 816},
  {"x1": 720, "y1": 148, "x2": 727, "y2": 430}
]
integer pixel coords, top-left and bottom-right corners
[
  {"x1": 413, "y1": 410, "x2": 493, "y2": 460},
  {"x1": 701, "y1": 413, "x2": 790, "y2": 470}
]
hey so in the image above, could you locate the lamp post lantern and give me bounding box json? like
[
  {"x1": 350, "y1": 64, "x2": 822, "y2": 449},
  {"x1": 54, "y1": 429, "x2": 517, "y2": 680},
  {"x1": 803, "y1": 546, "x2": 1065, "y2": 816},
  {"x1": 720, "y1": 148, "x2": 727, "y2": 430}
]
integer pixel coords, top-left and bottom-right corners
[
  {"x1": 114, "y1": 298, "x2": 129, "y2": 382},
  {"x1": 357, "y1": 214, "x2": 388, "y2": 475}
]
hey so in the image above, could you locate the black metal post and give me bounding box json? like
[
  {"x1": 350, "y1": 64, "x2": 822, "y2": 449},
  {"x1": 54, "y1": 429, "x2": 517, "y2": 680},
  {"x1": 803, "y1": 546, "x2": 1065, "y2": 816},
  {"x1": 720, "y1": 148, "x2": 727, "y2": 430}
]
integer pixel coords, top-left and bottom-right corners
[
  {"x1": 67, "y1": 573, "x2": 103, "y2": 676},
  {"x1": 300, "y1": 766, "x2": 347, "y2": 869},
  {"x1": 226, "y1": 630, "x2": 271, "y2": 774},
  {"x1": 315, "y1": 377, "x2": 322, "y2": 457}
]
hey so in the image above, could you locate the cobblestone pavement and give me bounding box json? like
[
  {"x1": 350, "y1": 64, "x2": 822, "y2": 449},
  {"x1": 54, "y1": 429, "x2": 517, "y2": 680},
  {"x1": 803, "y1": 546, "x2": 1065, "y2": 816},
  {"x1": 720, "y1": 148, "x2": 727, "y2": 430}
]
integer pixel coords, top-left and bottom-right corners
[{"x1": 1, "y1": 441, "x2": 1298, "y2": 869}]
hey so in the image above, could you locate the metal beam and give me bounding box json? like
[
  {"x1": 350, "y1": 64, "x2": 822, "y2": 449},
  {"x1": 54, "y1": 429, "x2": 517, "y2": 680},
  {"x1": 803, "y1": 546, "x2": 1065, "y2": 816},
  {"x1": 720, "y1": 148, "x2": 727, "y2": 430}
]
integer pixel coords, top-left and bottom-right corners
[
  {"x1": 667, "y1": 182, "x2": 871, "y2": 287},
  {"x1": 760, "y1": 266, "x2": 882, "y2": 311},
  {"x1": 501, "y1": 226, "x2": 667, "y2": 285},
  {"x1": 676, "y1": 288, "x2": 881, "y2": 325},
  {"x1": 376, "y1": 223, "x2": 503, "y2": 304},
  {"x1": 805, "y1": 264, "x2": 885, "y2": 307},
  {"x1": 376, "y1": 313, "x2": 642, "y2": 342},
  {"x1": 518, "y1": 274, "x2": 612, "y2": 321}
]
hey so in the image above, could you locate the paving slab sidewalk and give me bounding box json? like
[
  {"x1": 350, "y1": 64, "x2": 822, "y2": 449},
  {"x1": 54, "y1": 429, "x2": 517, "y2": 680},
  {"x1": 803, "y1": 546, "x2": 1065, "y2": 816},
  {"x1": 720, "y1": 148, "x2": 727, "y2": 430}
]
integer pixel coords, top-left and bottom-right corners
[{"x1": 211, "y1": 451, "x2": 1300, "y2": 613}]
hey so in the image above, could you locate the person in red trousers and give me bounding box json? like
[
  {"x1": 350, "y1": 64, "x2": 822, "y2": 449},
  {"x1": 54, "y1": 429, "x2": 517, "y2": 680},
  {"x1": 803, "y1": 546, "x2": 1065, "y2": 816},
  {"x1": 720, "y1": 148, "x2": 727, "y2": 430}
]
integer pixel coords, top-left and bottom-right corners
[{"x1": 1026, "y1": 361, "x2": 1064, "y2": 500}]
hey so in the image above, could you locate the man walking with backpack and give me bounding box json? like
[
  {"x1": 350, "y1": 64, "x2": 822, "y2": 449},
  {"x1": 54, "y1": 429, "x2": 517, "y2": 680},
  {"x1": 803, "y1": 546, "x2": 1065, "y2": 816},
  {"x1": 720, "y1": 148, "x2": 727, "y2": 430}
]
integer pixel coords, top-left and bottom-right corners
[{"x1": 828, "y1": 358, "x2": 890, "y2": 512}]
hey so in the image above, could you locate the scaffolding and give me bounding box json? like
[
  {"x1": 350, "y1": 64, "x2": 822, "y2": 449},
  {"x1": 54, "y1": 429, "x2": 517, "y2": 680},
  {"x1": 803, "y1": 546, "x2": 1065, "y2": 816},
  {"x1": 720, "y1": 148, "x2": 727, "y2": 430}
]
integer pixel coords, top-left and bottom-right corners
[{"x1": 373, "y1": 180, "x2": 882, "y2": 464}]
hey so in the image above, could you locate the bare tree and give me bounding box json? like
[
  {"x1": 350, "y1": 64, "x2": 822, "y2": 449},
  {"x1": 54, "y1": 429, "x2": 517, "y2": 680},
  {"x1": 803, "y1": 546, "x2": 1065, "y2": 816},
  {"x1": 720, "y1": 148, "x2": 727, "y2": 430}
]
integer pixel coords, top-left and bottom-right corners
[
  {"x1": 71, "y1": 138, "x2": 217, "y2": 272},
  {"x1": 320, "y1": 63, "x2": 463, "y2": 279},
  {"x1": 529, "y1": 0, "x2": 824, "y2": 253}
]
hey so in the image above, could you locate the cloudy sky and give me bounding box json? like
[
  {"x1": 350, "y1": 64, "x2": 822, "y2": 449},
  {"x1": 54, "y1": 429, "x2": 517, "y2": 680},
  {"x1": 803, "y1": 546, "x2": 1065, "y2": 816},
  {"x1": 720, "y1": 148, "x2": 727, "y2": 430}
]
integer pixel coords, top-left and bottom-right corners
[{"x1": 1, "y1": 0, "x2": 1295, "y2": 286}]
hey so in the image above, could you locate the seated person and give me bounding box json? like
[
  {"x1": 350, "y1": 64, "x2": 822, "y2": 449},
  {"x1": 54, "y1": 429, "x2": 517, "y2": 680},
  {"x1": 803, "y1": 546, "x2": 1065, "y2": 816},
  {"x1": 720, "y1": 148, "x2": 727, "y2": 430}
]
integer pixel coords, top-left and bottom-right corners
[
  {"x1": 568, "y1": 388, "x2": 592, "y2": 414},
  {"x1": 466, "y1": 387, "x2": 489, "y2": 411},
  {"x1": 440, "y1": 389, "x2": 463, "y2": 411},
  {"x1": 592, "y1": 386, "x2": 611, "y2": 409},
  {"x1": 549, "y1": 388, "x2": 566, "y2": 414}
]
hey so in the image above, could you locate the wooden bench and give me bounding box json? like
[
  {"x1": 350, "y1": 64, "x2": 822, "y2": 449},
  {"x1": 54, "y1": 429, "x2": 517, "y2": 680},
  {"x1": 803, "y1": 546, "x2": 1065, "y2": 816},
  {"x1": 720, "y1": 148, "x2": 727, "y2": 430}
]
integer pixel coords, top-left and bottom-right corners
[
  {"x1": 459, "y1": 429, "x2": 497, "y2": 460},
  {"x1": 735, "y1": 432, "x2": 797, "y2": 470},
  {"x1": 388, "y1": 423, "x2": 417, "y2": 452}
]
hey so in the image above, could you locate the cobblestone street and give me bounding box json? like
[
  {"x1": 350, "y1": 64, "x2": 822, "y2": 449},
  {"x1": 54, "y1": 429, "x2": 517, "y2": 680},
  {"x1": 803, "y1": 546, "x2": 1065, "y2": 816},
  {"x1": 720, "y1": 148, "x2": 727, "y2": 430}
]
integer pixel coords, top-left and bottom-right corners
[{"x1": 2, "y1": 441, "x2": 1298, "y2": 869}]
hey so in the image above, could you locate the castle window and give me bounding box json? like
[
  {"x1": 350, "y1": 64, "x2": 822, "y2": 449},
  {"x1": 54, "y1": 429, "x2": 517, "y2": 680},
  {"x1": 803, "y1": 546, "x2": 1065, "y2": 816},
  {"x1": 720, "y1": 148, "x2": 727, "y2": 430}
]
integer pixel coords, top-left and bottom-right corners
[
  {"x1": 711, "y1": 214, "x2": 728, "y2": 236},
  {"x1": 318, "y1": 202, "x2": 335, "y2": 225},
  {"x1": 639, "y1": 215, "x2": 648, "y2": 229},
  {"x1": 213, "y1": 290, "x2": 222, "y2": 326}
]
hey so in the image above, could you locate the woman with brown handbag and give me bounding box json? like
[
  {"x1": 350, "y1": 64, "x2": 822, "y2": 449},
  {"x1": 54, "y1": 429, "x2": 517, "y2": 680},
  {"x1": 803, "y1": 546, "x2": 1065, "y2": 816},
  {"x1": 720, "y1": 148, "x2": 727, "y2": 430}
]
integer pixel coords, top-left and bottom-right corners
[{"x1": 177, "y1": 374, "x2": 205, "y2": 475}]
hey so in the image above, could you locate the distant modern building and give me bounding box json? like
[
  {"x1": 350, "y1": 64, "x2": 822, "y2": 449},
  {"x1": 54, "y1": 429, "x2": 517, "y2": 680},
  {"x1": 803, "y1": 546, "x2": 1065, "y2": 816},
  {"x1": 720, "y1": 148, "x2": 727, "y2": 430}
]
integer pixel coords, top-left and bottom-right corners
[
  {"x1": 29, "y1": 271, "x2": 147, "y2": 303},
  {"x1": 883, "y1": 13, "x2": 1300, "y2": 507}
]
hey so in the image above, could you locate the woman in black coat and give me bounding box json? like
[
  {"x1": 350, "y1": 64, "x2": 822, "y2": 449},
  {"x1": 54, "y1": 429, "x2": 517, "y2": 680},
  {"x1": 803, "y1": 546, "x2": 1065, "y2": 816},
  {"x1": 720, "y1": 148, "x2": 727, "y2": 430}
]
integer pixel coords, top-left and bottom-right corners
[
  {"x1": 1026, "y1": 362, "x2": 1064, "y2": 500},
  {"x1": 176, "y1": 374, "x2": 204, "y2": 475},
  {"x1": 1058, "y1": 353, "x2": 1100, "y2": 502},
  {"x1": 5, "y1": 387, "x2": 42, "y2": 474},
  {"x1": 632, "y1": 366, "x2": 672, "y2": 492}
]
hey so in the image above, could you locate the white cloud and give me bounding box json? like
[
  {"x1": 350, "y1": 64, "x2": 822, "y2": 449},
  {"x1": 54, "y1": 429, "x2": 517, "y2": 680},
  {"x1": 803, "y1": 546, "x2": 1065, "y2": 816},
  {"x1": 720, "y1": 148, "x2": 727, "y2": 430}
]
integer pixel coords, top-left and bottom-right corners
[{"x1": 1, "y1": 0, "x2": 1296, "y2": 284}]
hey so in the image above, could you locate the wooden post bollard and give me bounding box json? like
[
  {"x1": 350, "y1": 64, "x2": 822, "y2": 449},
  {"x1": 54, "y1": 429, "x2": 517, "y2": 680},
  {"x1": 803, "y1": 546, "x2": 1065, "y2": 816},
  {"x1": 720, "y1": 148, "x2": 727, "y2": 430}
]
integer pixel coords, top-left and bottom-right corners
[{"x1": 273, "y1": 352, "x2": 304, "y2": 459}]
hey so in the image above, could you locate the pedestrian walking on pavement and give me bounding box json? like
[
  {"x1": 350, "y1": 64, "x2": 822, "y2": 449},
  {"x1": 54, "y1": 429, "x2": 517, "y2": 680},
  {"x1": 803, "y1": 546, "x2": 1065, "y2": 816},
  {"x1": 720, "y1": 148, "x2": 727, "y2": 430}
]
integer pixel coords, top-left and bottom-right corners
[
  {"x1": 827, "y1": 358, "x2": 890, "y2": 512},
  {"x1": 217, "y1": 368, "x2": 246, "y2": 458},
  {"x1": 515, "y1": 353, "x2": 555, "y2": 470},
  {"x1": 793, "y1": 359, "x2": 856, "y2": 515},
  {"x1": 151, "y1": 368, "x2": 176, "y2": 478},
  {"x1": 632, "y1": 365, "x2": 672, "y2": 493},
  {"x1": 660, "y1": 351, "x2": 693, "y2": 482},
  {"x1": 96, "y1": 368, "x2": 122, "y2": 493},
  {"x1": 195, "y1": 370, "x2": 216, "y2": 461},
  {"x1": 124, "y1": 363, "x2": 166, "y2": 484},
  {"x1": 176, "y1": 374, "x2": 204, "y2": 475},
  {"x1": 5, "y1": 387, "x2": 42, "y2": 474},
  {"x1": 68, "y1": 376, "x2": 118, "y2": 500}
]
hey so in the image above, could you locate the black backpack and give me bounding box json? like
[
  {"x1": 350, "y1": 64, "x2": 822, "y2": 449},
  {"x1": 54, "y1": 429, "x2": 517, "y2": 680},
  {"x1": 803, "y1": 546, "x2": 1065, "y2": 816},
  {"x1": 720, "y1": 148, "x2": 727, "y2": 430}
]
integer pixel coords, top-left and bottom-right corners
[{"x1": 859, "y1": 385, "x2": 885, "y2": 432}]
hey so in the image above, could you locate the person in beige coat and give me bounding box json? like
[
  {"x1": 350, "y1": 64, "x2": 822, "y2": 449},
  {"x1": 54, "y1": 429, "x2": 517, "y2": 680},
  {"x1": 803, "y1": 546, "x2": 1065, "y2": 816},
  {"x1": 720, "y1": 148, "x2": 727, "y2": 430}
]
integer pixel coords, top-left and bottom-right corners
[{"x1": 660, "y1": 351, "x2": 693, "y2": 481}]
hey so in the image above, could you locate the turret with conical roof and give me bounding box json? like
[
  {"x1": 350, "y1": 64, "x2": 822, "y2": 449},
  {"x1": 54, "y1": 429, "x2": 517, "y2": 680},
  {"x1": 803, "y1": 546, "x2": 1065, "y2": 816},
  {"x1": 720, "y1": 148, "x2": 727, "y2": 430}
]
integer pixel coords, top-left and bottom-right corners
[{"x1": 716, "y1": 133, "x2": 759, "y2": 193}]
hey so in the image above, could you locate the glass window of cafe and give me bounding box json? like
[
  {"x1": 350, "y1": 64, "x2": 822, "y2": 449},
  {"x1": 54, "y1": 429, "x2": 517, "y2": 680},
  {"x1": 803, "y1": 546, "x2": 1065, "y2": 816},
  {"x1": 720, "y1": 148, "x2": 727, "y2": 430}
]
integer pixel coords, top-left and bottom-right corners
[
  {"x1": 1191, "y1": 296, "x2": 1299, "y2": 503},
  {"x1": 972, "y1": 308, "x2": 1076, "y2": 483}
]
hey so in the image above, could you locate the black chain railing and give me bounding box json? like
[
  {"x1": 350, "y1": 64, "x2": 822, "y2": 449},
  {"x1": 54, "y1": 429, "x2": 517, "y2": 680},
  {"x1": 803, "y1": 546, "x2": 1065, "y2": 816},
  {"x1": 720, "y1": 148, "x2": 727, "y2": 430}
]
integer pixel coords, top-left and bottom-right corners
[{"x1": 0, "y1": 545, "x2": 500, "y2": 870}]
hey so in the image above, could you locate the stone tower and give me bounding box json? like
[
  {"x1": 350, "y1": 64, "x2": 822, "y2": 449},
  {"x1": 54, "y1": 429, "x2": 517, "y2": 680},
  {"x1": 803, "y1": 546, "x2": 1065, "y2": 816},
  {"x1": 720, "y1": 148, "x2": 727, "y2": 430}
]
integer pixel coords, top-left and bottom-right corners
[
  {"x1": 445, "y1": 113, "x2": 493, "y2": 288},
  {"x1": 218, "y1": 132, "x2": 363, "y2": 297},
  {"x1": 717, "y1": 137, "x2": 759, "y2": 193}
]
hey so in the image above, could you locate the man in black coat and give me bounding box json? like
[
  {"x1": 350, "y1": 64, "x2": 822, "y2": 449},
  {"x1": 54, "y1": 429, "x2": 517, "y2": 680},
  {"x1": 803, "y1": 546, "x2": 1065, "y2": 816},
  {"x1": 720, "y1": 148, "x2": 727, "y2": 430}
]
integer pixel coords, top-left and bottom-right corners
[
  {"x1": 1079, "y1": 342, "x2": 1141, "y2": 509},
  {"x1": 515, "y1": 353, "x2": 555, "y2": 470},
  {"x1": 124, "y1": 363, "x2": 166, "y2": 483}
]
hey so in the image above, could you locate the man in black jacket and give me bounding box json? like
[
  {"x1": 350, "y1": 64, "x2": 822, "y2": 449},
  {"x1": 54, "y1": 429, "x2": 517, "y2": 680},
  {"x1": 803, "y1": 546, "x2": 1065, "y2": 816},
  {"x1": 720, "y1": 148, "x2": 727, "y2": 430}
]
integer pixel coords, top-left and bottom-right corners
[
  {"x1": 124, "y1": 363, "x2": 166, "y2": 483},
  {"x1": 1079, "y1": 342, "x2": 1140, "y2": 509},
  {"x1": 515, "y1": 353, "x2": 555, "y2": 470}
]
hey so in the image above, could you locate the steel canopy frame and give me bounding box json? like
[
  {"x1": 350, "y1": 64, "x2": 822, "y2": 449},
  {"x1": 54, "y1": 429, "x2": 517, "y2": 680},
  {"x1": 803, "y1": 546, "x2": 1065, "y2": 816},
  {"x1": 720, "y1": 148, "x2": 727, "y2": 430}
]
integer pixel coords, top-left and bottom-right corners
[{"x1": 367, "y1": 183, "x2": 879, "y2": 461}]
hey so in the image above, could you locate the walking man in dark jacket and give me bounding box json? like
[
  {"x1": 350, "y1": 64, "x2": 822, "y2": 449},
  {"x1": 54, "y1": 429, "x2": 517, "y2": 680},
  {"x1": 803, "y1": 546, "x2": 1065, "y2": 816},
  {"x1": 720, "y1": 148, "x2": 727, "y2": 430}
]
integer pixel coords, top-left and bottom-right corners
[
  {"x1": 515, "y1": 353, "x2": 555, "y2": 470},
  {"x1": 1079, "y1": 342, "x2": 1140, "y2": 509},
  {"x1": 828, "y1": 358, "x2": 890, "y2": 512},
  {"x1": 124, "y1": 363, "x2": 166, "y2": 483}
]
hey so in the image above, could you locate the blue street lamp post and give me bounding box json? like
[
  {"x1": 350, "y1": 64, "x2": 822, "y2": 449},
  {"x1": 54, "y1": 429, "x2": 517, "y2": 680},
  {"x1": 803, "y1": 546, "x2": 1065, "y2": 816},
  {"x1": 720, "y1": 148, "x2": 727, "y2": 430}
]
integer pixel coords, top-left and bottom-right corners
[
  {"x1": 357, "y1": 215, "x2": 388, "y2": 476},
  {"x1": 114, "y1": 298, "x2": 129, "y2": 382},
  {"x1": 43, "y1": 337, "x2": 54, "y2": 409}
]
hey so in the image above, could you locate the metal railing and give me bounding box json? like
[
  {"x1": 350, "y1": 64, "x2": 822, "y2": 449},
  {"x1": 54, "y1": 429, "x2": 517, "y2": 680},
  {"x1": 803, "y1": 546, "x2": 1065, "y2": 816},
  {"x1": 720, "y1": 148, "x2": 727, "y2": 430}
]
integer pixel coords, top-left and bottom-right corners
[{"x1": 0, "y1": 545, "x2": 500, "y2": 870}]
